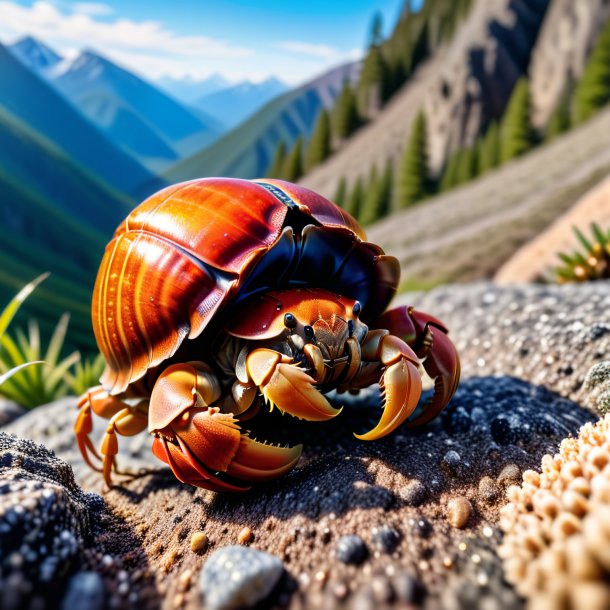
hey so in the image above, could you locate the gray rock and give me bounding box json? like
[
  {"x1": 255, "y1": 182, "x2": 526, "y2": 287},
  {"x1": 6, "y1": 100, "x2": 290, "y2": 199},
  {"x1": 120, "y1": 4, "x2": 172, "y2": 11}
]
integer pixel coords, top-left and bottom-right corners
[
  {"x1": 60, "y1": 571, "x2": 105, "y2": 610},
  {"x1": 199, "y1": 545, "x2": 283, "y2": 610},
  {"x1": 336, "y1": 535, "x2": 368, "y2": 565},
  {"x1": 530, "y1": 0, "x2": 610, "y2": 128},
  {"x1": 0, "y1": 433, "x2": 101, "y2": 610},
  {"x1": 0, "y1": 399, "x2": 26, "y2": 427},
  {"x1": 399, "y1": 479, "x2": 428, "y2": 507}
]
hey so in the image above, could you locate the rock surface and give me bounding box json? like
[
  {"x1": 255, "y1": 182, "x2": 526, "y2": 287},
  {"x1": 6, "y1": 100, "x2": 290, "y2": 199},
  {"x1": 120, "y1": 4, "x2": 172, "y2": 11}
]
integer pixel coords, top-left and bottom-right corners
[
  {"x1": 1, "y1": 281, "x2": 608, "y2": 609},
  {"x1": 529, "y1": 0, "x2": 610, "y2": 129}
]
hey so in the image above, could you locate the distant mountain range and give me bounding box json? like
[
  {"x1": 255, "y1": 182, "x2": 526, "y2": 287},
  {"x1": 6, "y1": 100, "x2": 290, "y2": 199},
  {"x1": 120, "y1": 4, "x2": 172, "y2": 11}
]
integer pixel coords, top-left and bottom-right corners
[
  {"x1": 156, "y1": 73, "x2": 231, "y2": 103},
  {"x1": 9, "y1": 37, "x2": 224, "y2": 171},
  {"x1": 166, "y1": 61, "x2": 360, "y2": 182},
  {"x1": 194, "y1": 78, "x2": 289, "y2": 128}
]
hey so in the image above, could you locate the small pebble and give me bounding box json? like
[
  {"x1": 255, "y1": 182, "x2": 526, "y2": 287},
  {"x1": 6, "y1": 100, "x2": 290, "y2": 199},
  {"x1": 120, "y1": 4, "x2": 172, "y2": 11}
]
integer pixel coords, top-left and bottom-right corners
[
  {"x1": 447, "y1": 496, "x2": 472, "y2": 528},
  {"x1": 478, "y1": 476, "x2": 500, "y2": 503},
  {"x1": 400, "y1": 479, "x2": 427, "y2": 506},
  {"x1": 336, "y1": 535, "x2": 368, "y2": 565},
  {"x1": 238, "y1": 527, "x2": 253, "y2": 545},
  {"x1": 60, "y1": 572, "x2": 105, "y2": 610},
  {"x1": 497, "y1": 463, "x2": 521, "y2": 486},
  {"x1": 441, "y1": 450, "x2": 462, "y2": 476},
  {"x1": 371, "y1": 525, "x2": 401, "y2": 553},
  {"x1": 199, "y1": 545, "x2": 283, "y2": 610},
  {"x1": 191, "y1": 532, "x2": 208, "y2": 554}
]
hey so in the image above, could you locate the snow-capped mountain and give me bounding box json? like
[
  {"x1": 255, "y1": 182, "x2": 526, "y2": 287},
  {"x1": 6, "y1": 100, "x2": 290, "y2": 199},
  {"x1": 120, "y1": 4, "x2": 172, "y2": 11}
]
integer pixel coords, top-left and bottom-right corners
[{"x1": 8, "y1": 36, "x2": 62, "y2": 73}]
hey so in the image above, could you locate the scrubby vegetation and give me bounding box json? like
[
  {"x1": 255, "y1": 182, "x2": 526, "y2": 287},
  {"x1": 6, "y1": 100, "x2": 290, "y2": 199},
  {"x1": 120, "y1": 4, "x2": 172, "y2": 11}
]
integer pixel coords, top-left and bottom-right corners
[
  {"x1": 553, "y1": 223, "x2": 610, "y2": 284},
  {"x1": 0, "y1": 275, "x2": 103, "y2": 408}
]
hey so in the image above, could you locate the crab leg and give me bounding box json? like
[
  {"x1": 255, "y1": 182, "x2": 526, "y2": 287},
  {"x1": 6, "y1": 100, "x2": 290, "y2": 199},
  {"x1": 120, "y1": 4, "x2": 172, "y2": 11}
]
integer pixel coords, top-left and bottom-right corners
[
  {"x1": 148, "y1": 362, "x2": 303, "y2": 492},
  {"x1": 245, "y1": 348, "x2": 342, "y2": 421},
  {"x1": 75, "y1": 386, "x2": 132, "y2": 472},
  {"x1": 353, "y1": 331, "x2": 422, "y2": 440},
  {"x1": 374, "y1": 306, "x2": 460, "y2": 427}
]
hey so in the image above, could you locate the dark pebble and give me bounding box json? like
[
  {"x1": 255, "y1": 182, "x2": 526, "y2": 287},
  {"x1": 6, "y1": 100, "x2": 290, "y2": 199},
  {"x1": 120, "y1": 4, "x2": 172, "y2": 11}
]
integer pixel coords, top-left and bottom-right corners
[
  {"x1": 60, "y1": 572, "x2": 105, "y2": 610},
  {"x1": 336, "y1": 535, "x2": 368, "y2": 565},
  {"x1": 410, "y1": 518, "x2": 432, "y2": 538},
  {"x1": 371, "y1": 525, "x2": 400, "y2": 553},
  {"x1": 443, "y1": 406, "x2": 472, "y2": 433},
  {"x1": 490, "y1": 415, "x2": 525, "y2": 445},
  {"x1": 441, "y1": 450, "x2": 462, "y2": 476},
  {"x1": 392, "y1": 573, "x2": 423, "y2": 604}
]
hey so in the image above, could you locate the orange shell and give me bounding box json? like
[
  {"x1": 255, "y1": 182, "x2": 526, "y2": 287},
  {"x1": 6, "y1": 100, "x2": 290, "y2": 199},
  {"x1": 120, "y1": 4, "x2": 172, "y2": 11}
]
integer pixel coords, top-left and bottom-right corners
[{"x1": 92, "y1": 178, "x2": 396, "y2": 393}]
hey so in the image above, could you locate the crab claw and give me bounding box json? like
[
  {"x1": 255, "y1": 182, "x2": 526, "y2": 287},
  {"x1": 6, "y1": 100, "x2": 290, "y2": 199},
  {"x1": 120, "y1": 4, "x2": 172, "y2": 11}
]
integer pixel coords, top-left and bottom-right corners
[
  {"x1": 355, "y1": 334, "x2": 422, "y2": 440},
  {"x1": 246, "y1": 348, "x2": 342, "y2": 421},
  {"x1": 374, "y1": 306, "x2": 460, "y2": 427},
  {"x1": 149, "y1": 362, "x2": 302, "y2": 492}
]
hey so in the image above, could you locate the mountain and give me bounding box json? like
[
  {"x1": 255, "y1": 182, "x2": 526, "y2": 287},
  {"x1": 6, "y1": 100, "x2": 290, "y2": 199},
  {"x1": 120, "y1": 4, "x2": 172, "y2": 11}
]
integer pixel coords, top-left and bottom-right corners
[
  {"x1": 301, "y1": 0, "x2": 551, "y2": 198},
  {"x1": 166, "y1": 61, "x2": 360, "y2": 182},
  {"x1": 0, "y1": 42, "x2": 163, "y2": 199},
  {"x1": 195, "y1": 77, "x2": 289, "y2": 128},
  {"x1": 51, "y1": 50, "x2": 225, "y2": 170},
  {"x1": 156, "y1": 73, "x2": 231, "y2": 103},
  {"x1": 8, "y1": 36, "x2": 62, "y2": 73},
  {"x1": 0, "y1": 104, "x2": 138, "y2": 349},
  {"x1": 529, "y1": 0, "x2": 610, "y2": 128}
]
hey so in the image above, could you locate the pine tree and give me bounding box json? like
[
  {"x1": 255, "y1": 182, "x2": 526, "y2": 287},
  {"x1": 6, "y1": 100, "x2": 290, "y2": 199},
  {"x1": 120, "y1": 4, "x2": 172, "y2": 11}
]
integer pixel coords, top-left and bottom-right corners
[
  {"x1": 360, "y1": 165, "x2": 381, "y2": 226},
  {"x1": 282, "y1": 137, "x2": 304, "y2": 182},
  {"x1": 397, "y1": 111, "x2": 430, "y2": 208},
  {"x1": 334, "y1": 177, "x2": 347, "y2": 207},
  {"x1": 440, "y1": 149, "x2": 460, "y2": 191},
  {"x1": 267, "y1": 141, "x2": 286, "y2": 178},
  {"x1": 357, "y1": 45, "x2": 391, "y2": 118},
  {"x1": 305, "y1": 109, "x2": 331, "y2": 171},
  {"x1": 573, "y1": 21, "x2": 610, "y2": 124},
  {"x1": 378, "y1": 160, "x2": 393, "y2": 219},
  {"x1": 500, "y1": 78, "x2": 535, "y2": 163},
  {"x1": 478, "y1": 121, "x2": 500, "y2": 174},
  {"x1": 455, "y1": 145, "x2": 478, "y2": 184},
  {"x1": 345, "y1": 178, "x2": 364, "y2": 220},
  {"x1": 332, "y1": 82, "x2": 360, "y2": 141}
]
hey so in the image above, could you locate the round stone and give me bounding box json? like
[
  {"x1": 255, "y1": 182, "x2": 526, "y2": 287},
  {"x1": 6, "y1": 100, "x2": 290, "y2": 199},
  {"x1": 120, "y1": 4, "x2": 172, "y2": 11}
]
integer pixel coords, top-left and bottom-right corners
[
  {"x1": 199, "y1": 545, "x2": 283, "y2": 610},
  {"x1": 335, "y1": 535, "x2": 368, "y2": 565}
]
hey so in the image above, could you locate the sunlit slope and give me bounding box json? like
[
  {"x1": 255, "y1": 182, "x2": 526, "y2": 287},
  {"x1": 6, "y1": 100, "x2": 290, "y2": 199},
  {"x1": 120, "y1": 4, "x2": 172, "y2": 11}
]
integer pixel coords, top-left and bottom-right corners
[
  {"x1": 166, "y1": 62, "x2": 358, "y2": 181},
  {"x1": 366, "y1": 107, "x2": 610, "y2": 289}
]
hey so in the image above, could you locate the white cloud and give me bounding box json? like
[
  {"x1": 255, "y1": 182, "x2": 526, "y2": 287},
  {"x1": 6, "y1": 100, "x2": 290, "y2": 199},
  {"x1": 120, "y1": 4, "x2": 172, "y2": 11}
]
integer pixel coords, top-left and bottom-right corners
[
  {"x1": 0, "y1": 1, "x2": 361, "y2": 85},
  {"x1": 0, "y1": 1, "x2": 253, "y2": 80},
  {"x1": 72, "y1": 2, "x2": 113, "y2": 17},
  {"x1": 275, "y1": 40, "x2": 359, "y2": 62}
]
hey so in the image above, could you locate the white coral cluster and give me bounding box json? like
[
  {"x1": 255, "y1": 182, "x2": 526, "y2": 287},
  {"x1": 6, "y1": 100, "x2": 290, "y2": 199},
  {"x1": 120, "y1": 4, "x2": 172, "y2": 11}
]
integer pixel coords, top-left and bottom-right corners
[{"x1": 499, "y1": 414, "x2": 610, "y2": 610}]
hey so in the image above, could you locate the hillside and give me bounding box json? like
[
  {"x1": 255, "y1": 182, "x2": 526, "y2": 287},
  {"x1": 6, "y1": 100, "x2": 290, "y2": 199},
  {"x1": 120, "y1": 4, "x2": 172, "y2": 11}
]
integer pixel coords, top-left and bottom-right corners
[
  {"x1": 0, "y1": 106, "x2": 137, "y2": 349},
  {"x1": 0, "y1": 43, "x2": 163, "y2": 200},
  {"x1": 365, "y1": 106, "x2": 610, "y2": 289},
  {"x1": 165, "y1": 61, "x2": 360, "y2": 182},
  {"x1": 51, "y1": 50, "x2": 224, "y2": 170},
  {"x1": 301, "y1": 0, "x2": 550, "y2": 198}
]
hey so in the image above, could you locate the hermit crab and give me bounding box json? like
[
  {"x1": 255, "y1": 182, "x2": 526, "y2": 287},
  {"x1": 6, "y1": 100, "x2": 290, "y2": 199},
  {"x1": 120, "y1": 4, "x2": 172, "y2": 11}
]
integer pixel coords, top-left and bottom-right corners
[{"x1": 75, "y1": 178, "x2": 460, "y2": 492}]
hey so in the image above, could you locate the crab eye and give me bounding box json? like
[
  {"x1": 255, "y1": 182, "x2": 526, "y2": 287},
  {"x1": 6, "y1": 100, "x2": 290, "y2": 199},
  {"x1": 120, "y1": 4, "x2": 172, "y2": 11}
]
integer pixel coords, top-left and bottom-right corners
[
  {"x1": 352, "y1": 301, "x2": 362, "y2": 316},
  {"x1": 284, "y1": 313, "x2": 297, "y2": 328},
  {"x1": 304, "y1": 325, "x2": 315, "y2": 339}
]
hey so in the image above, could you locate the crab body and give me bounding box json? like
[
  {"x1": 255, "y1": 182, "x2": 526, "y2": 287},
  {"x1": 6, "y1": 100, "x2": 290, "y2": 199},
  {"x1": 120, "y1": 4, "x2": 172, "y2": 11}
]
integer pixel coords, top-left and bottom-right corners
[{"x1": 75, "y1": 178, "x2": 460, "y2": 491}]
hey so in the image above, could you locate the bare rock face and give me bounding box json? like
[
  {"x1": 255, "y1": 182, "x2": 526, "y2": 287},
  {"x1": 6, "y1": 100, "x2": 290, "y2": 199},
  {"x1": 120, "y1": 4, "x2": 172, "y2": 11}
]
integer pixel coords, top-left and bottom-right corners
[
  {"x1": 530, "y1": 0, "x2": 610, "y2": 129},
  {"x1": 426, "y1": 0, "x2": 549, "y2": 172}
]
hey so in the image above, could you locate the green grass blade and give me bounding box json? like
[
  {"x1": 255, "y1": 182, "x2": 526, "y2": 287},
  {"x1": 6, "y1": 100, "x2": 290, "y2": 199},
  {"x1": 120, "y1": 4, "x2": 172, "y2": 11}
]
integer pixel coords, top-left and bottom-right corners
[
  {"x1": 45, "y1": 313, "x2": 70, "y2": 367},
  {"x1": 0, "y1": 273, "x2": 49, "y2": 341},
  {"x1": 0, "y1": 361, "x2": 43, "y2": 386},
  {"x1": 573, "y1": 226, "x2": 594, "y2": 253}
]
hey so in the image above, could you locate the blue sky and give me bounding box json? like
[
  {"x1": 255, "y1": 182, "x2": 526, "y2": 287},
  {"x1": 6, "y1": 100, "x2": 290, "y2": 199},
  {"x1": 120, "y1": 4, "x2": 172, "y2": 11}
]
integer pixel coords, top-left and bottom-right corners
[{"x1": 0, "y1": 0, "x2": 422, "y2": 85}]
